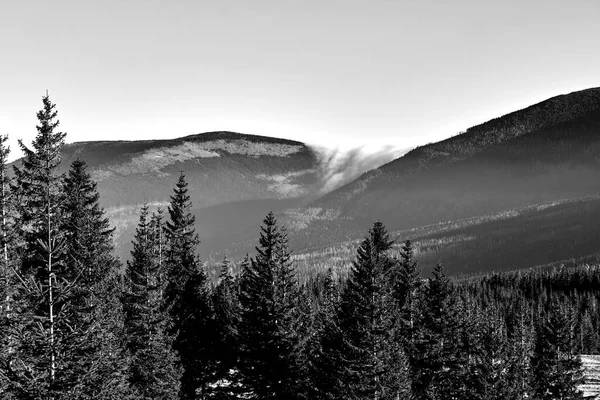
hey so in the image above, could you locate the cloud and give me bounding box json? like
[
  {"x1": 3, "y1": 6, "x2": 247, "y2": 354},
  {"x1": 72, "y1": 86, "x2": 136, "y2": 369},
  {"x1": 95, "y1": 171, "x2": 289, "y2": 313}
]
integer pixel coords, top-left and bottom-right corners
[{"x1": 309, "y1": 142, "x2": 410, "y2": 193}]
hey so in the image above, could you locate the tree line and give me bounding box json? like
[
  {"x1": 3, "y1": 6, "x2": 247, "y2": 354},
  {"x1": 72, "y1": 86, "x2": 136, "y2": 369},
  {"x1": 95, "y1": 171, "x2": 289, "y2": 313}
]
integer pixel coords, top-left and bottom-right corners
[{"x1": 0, "y1": 95, "x2": 593, "y2": 399}]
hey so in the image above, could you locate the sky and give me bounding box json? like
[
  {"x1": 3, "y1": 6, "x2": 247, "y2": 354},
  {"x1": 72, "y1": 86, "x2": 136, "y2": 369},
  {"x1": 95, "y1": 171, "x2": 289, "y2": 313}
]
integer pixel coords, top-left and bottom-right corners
[{"x1": 1, "y1": 0, "x2": 599, "y2": 161}]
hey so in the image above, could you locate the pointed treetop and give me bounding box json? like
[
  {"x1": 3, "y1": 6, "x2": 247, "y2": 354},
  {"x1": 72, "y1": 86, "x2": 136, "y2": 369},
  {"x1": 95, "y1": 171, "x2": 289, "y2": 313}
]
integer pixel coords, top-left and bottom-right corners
[
  {"x1": 256, "y1": 211, "x2": 278, "y2": 262},
  {"x1": 166, "y1": 172, "x2": 196, "y2": 235},
  {"x1": 370, "y1": 221, "x2": 393, "y2": 254},
  {"x1": 0, "y1": 135, "x2": 10, "y2": 164},
  {"x1": 18, "y1": 93, "x2": 66, "y2": 169}
]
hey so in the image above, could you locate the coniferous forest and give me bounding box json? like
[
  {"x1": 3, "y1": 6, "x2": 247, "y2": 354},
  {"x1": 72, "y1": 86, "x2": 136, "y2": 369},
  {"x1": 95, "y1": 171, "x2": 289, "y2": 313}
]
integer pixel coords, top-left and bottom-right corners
[{"x1": 1, "y1": 96, "x2": 598, "y2": 400}]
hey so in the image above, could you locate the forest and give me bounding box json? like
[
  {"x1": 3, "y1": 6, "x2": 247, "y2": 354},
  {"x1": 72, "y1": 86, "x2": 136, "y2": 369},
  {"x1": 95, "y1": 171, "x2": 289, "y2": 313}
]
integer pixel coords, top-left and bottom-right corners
[{"x1": 0, "y1": 96, "x2": 595, "y2": 400}]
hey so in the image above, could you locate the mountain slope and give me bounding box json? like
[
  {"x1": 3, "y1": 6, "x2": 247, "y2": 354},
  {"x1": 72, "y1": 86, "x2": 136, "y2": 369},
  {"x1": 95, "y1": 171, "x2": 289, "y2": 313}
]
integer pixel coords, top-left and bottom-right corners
[
  {"x1": 39, "y1": 131, "x2": 400, "y2": 262},
  {"x1": 289, "y1": 196, "x2": 600, "y2": 279},
  {"x1": 60, "y1": 131, "x2": 322, "y2": 208},
  {"x1": 285, "y1": 87, "x2": 600, "y2": 251}
]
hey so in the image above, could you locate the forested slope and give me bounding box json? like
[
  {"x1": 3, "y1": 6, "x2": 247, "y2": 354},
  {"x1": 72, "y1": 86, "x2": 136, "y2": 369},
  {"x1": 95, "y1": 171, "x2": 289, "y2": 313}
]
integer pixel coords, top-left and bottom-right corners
[{"x1": 285, "y1": 87, "x2": 600, "y2": 255}]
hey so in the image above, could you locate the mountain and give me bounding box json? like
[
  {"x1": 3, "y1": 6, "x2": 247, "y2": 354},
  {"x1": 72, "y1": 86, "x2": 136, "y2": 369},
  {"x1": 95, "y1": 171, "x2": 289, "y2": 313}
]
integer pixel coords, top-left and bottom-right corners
[
  {"x1": 284, "y1": 87, "x2": 600, "y2": 259},
  {"x1": 50, "y1": 131, "x2": 320, "y2": 260},
  {"x1": 60, "y1": 131, "x2": 322, "y2": 208},
  {"x1": 39, "y1": 131, "x2": 402, "y2": 262},
  {"x1": 20, "y1": 88, "x2": 600, "y2": 276}
]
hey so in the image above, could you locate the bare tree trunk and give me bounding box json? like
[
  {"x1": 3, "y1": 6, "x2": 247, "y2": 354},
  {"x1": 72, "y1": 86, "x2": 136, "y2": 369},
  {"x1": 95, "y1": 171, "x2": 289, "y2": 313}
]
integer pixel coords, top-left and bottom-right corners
[
  {"x1": 1, "y1": 139, "x2": 10, "y2": 360},
  {"x1": 48, "y1": 182, "x2": 56, "y2": 386},
  {"x1": 44, "y1": 145, "x2": 57, "y2": 396}
]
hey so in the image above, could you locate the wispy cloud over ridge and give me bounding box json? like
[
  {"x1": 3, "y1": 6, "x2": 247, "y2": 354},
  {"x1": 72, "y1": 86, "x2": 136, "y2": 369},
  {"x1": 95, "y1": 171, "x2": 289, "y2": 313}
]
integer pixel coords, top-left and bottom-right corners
[{"x1": 309, "y1": 142, "x2": 410, "y2": 194}]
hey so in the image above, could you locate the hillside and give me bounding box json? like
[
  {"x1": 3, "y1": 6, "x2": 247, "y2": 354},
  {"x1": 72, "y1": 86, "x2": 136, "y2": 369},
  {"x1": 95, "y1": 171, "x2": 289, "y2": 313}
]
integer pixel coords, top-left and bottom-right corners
[
  {"x1": 284, "y1": 88, "x2": 600, "y2": 253},
  {"x1": 30, "y1": 130, "x2": 402, "y2": 262},
  {"x1": 60, "y1": 131, "x2": 322, "y2": 208},
  {"x1": 285, "y1": 196, "x2": 600, "y2": 280}
]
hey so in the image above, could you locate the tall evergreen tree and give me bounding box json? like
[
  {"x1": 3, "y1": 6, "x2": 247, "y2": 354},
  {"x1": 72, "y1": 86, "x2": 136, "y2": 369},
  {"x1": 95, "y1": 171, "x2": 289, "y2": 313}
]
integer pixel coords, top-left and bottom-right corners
[
  {"x1": 123, "y1": 204, "x2": 180, "y2": 399},
  {"x1": 211, "y1": 257, "x2": 242, "y2": 397},
  {"x1": 164, "y1": 172, "x2": 199, "y2": 312},
  {"x1": 505, "y1": 299, "x2": 535, "y2": 399},
  {"x1": 238, "y1": 211, "x2": 301, "y2": 400},
  {"x1": 467, "y1": 310, "x2": 521, "y2": 400},
  {"x1": 338, "y1": 222, "x2": 411, "y2": 400},
  {"x1": 412, "y1": 262, "x2": 460, "y2": 400},
  {"x1": 395, "y1": 240, "x2": 420, "y2": 338},
  {"x1": 163, "y1": 172, "x2": 213, "y2": 400},
  {"x1": 393, "y1": 240, "x2": 424, "y2": 398},
  {"x1": 55, "y1": 158, "x2": 128, "y2": 398},
  {"x1": 0, "y1": 134, "x2": 11, "y2": 278},
  {"x1": 305, "y1": 267, "x2": 345, "y2": 399},
  {"x1": 530, "y1": 301, "x2": 583, "y2": 400},
  {"x1": 4, "y1": 94, "x2": 69, "y2": 398},
  {"x1": 0, "y1": 134, "x2": 13, "y2": 395},
  {"x1": 178, "y1": 260, "x2": 213, "y2": 399}
]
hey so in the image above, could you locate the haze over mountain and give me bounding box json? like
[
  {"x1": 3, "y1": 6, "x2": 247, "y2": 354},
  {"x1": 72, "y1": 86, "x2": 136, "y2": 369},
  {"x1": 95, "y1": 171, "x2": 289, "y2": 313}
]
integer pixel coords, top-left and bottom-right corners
[
  {"x1": 284, "y1": 87, "x2": 600, "y2": 246},
  {"x1": 24, "y1": 87, "x2": 600, "y2": 276},
  {"x1": 43, "y1": 131, "x2": 406, "y2": 261}
]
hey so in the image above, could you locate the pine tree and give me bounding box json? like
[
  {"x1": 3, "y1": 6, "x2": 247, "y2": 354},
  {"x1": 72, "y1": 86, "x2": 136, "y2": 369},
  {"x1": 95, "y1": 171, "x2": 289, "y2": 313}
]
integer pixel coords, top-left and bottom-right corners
[
  {"x1": 163, "y1": 172, "x2": 213, "y2": 400},
  {"x1": 392, "y1": 239, "x2": 423, "y2": 398},
  {"x1": 469, "y1": 311, "x2": 521, "y2": 400},
  {"x1": 123, "y1": 204, "x2": 180, "y2": 399},
  {"x1": 338, "y1": 222, "x2": 411, "y2": 400},
  {"x1": 505, "y1": 299, "x2": 535, "y2": 399},
  {"x1": 412, "y1": 262, "x2": 460, "y2": 400},
  {"x1": 164, "y1": 172, "x2": 199, "y2": 313},
  {"x1": 305, "y1": 267, "x2": 345, "y2": 399},
  {"x1": 395, "y1": 239, "x2": 420, "y2": 338},
  {"x1": 0, "y1": 134, "x2": 11, "y2": 278},
  {"x1": 531, "y1": 301, "x2": 583, "y2": 400},
  {"x1": 57, "y1": 158, "x2": 128, "y2": 398},
  {"x1": 5, "y1": 94, "x2": 70, "y2": 398},
  {"x1": 211, "y1": 257, "x2": 242, "y2": 397},
  {"x1": 0, "y1": 134, "x2": 13, "y2": 395},
  {"x1": 178, "y1": 261, "x2": 214, "y2": 399},
  {"x1": 238, "y1": 211, "x2": 301, "y2": 400}
]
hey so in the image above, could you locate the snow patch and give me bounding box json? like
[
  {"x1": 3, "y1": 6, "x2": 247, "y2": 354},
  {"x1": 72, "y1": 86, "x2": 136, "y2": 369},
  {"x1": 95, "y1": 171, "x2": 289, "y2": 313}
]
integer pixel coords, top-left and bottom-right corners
[
  {"x1": 199, "y1": 139, "x2": 303, "y2": 157},
  {"x1": 91, "y1": 139, "x2": 303, "y2": 180},
  {"x1": 256, "y1": 170, "x2": 315, "y2": 198}
]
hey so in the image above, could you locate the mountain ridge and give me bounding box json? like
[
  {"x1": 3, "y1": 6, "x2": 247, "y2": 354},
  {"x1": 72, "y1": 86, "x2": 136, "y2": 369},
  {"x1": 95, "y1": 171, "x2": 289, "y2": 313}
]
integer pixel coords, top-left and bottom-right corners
[
  {"x1": 317, "y1": 87, "x2": 600, "y2": 207},
  {"x1": 280, "y1": 87, "x2": 600, "y2": 266}
]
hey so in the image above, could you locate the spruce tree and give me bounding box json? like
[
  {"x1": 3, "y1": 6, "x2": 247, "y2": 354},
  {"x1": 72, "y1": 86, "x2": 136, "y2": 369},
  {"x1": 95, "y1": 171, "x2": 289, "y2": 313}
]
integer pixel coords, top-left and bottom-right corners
[
  {"x1": 337, "y1": 222, "x2": 411, "y2": 400},
  {"x1": 395, "y1": 240, "x2": 420, "y2": 338},
  {"x1": 306, "y1": 267, "x2": 345, "y2": 399},
  {"x1": 163, "y1": 172, "x2": 213, "y2": 400},
  {"x1": 57, "y1": 158, "x2": 128, "y2": 398},
  {"x1": 393, "y1": 239, "x2": 423, "y2": 398},
  {"x1": 505, "y1": 299, "x2": 535, "y2": 399},
  {"x1": 5, "y1": 94, "x2": 69, "y2": 398},
  {"x1": 164, "y1": 172, "x2": 199, "y2": 312},
  {"x1": 178, "y1": 261, "x2": 213, "y2": 399},
  {"x1": 238, "y1": 211, "x2": 301, "y2": 400},
  {"x1": 211, "y1": 257, "x2": 242, "y2": 397},
  {"x1": 0, "y1": 134, "x2": 12, "y2": 395},
  {"x1": 469, "y1": 311, "x2": 521, "y2": 400},
  {"x1": 531, "y1": 301, "x2": 583, "y2": 400},
  {"x1": 0, "y1": 134, "x2": 11, "y2": 277},
  {"x1": 123, "y1": 204, "x2": 180, "y2": 399},
  {"x1": 413, "y1": 262, "x2": 460, "y2": 400}
]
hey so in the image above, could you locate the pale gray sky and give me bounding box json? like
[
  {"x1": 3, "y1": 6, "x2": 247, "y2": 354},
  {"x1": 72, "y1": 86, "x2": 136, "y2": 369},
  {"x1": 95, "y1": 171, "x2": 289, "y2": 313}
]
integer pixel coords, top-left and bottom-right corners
[{"x1": 1, "y1": 0, "x2": 599, "y2": 160}]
